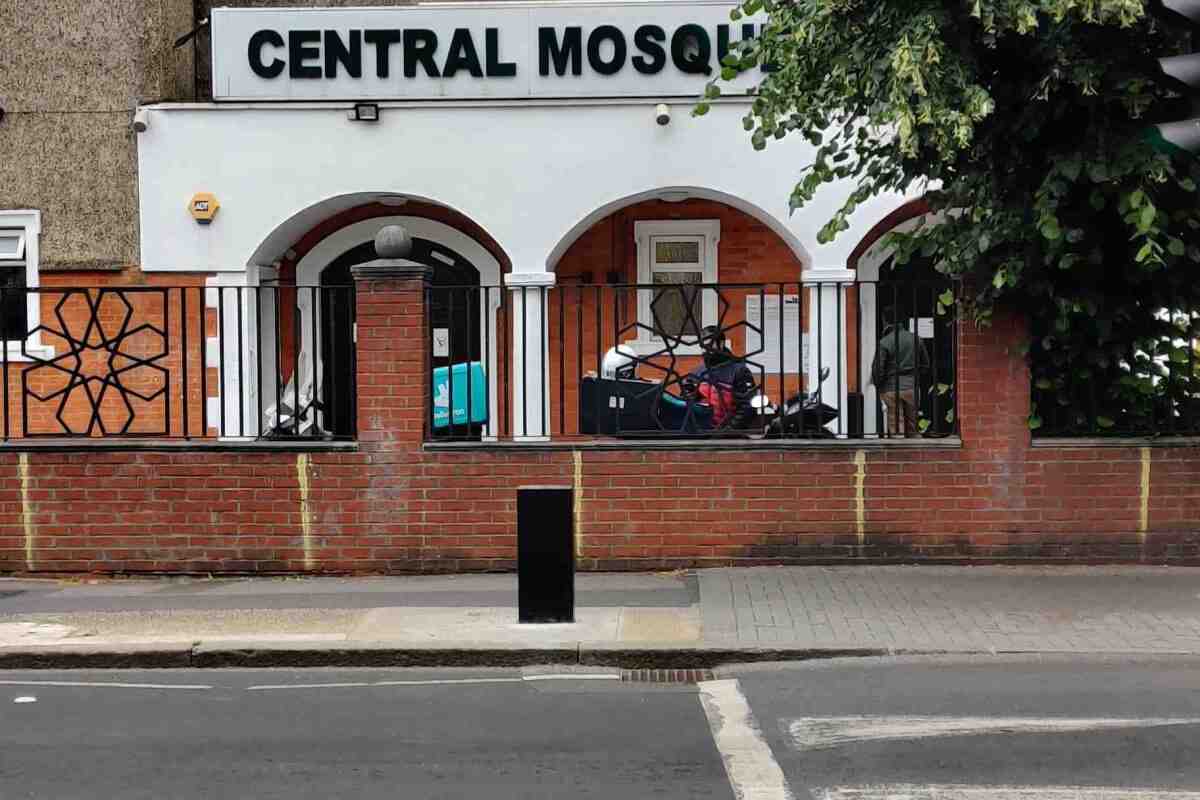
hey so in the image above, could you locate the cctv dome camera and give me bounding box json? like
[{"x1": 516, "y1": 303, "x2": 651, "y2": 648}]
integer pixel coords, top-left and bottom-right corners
[
  {"x1": 132, "y1": 109, "x2": 149, "y2": 133},
  {"x1": 655, "y1": 103, "x2": 670, "y2": 126}
]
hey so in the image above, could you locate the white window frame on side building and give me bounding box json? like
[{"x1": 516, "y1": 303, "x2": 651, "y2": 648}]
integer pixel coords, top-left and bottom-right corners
[
  {"x1": 630, "y1": 219, "x2": 720, "y2": 356},
  {"x1": 0, "y1": 210, "x2": 52, "y2": 361}
]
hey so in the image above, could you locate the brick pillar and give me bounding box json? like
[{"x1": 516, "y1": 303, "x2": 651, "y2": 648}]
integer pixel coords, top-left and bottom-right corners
[
  {"x1": 351, "y1": 255, "x2": 433, "y2": 447},
  {"x1": 957, "y1": 305, "x2": 1032, "y2": 530}
]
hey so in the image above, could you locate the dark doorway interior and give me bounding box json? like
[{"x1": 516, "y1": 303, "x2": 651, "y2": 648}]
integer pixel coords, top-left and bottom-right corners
[
  {"x1": 875, "y1": 257, "x2": 956, "y2": 436},
  {"x1": 319, "y1": 236, "x2": 483, "y2": 439}
]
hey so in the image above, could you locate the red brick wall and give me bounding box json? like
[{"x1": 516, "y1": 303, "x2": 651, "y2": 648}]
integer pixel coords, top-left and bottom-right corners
[{"x1": 0, "y1": 271, "x2": 1198, "y2": 574}]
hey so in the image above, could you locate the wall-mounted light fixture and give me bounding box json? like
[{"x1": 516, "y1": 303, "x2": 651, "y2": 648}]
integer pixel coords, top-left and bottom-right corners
[{"x1": 348, "y1": 103, "x2": 381, "y2": 122}]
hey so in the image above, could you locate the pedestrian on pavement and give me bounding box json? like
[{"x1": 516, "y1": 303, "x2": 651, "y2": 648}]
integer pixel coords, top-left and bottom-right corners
[{"x1": 871, "y1": 306, "x2": 930, "y2": 438}]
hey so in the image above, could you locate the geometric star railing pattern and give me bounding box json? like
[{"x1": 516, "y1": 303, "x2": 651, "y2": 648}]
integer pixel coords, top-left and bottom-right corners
[
  {"x1": 612, "y1": 283, "x2": 767, "y2": 435},
  {"x1": 22, "y1": 288, "x2": 169, "y2": 437}
]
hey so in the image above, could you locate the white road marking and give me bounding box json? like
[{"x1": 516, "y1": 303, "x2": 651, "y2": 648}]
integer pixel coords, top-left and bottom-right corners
[
  {"x1": 699, "y1": 678, "x2": 794, "y2": 800},
  {"x1": 816, "y1": 784, "x2": 1200, "y2": 800},
  {"x1": 247, "y1": 673, "x2": 623, "y2": 691},
  {"x1": 521, "y1": 673, "x2": 621, "y2": 682},
  {"x1": 787, "y1": 716, "x2": 1200, "y2": 751},
  {"x1": 246, "y1": 677, "x2": 527, "y2": 691},
  {"x1": 0, "y1": 680, "x2": 212, "y2": 690},
  {"x1": 13, "y1": 696, "x2": 36, "y2": 703}
]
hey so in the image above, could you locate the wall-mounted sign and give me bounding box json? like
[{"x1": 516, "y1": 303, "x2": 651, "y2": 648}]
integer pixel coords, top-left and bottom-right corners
[
  {"x1": 211, "y1": 3, "x2": 765, "y2": 101},
  {"x1": 188, "y1": 192, "x2": 220, "y2": 225}
]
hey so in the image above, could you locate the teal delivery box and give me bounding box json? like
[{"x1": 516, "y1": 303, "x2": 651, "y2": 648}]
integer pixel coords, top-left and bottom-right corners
[{"x1": 433, "y1": 361, "x2": 488, "y2": 428}]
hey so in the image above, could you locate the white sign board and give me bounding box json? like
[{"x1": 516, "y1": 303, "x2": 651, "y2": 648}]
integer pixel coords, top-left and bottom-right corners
[
  {"x1": 745, "y1": 294, "x2": 807, "y2": 374},
  {"x1": 210, "y1": 3, "x2": 765, "y2": 101}
]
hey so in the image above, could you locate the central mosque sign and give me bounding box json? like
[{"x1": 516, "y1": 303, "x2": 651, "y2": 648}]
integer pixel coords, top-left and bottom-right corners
[{"x1": 211, "y1": 3, "x2": 765, "y2": 101}]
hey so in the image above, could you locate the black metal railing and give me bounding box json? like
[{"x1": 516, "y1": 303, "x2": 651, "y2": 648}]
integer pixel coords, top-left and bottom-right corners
[
  {"x1": 427, "y1": 280, "x2": 959, "y2": 442},
  {"x1": 1033, "y1": 307, "x2": 1200, "y2": 438},
  {"x1": 0, "y1": 285, "x2": 356, "y2": 441}
]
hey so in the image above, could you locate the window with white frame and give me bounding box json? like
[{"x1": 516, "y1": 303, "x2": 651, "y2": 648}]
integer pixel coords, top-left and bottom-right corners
[
  {"x1": 0, "y1": 211, "x2": 46, "y2": 357},
  {"x1": 634, "y1": 220, "x2": 719, "y2": 345}
]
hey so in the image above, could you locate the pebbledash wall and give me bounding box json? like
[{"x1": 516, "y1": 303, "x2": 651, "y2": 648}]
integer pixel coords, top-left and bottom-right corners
[{"x1": 1, "y1": 278, "x2": 1198, "y2": 576}]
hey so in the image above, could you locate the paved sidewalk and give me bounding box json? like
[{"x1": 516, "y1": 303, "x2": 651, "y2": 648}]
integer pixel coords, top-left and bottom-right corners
[
  {"x1": 0, "y1": 565, "x2": 1197, "y2": 667},
  {"x1": 700, "y1": 566, "x2": 1200, "y2": 653}
]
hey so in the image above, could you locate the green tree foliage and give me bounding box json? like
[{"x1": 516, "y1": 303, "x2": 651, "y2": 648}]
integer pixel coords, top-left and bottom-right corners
[{"x1": 706, "y1": 0, "x2": 1200, "y2": 433}]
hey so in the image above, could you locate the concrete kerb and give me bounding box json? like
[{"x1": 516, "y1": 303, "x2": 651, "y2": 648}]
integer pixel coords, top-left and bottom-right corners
[{"x1": 1, "y1": 642, "x2": 1198, "y2": 670}]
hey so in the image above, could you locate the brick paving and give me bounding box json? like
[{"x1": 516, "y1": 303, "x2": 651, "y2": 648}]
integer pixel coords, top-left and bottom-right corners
[{"x1": 698, "y1": 565, "x2": 1200, "y2": 653}]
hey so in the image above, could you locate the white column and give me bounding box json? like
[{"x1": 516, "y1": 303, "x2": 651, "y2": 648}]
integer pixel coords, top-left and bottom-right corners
[
  {"x1": 802, "y1": 268, "x2": 855, "y2": 436},
  {"x1": 206, "y1": 268, "x2": 263, "y2": 440},
  {"x1": 508, "y1": 272, "x2": 554, "y2": 441}
]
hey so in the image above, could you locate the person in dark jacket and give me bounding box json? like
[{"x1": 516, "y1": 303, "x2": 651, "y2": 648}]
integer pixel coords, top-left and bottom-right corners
[
  {"x1": 683, "y1": 325, "x2": 757, "y2": 430},
  {"x1": 871, "y1": 307, "x2": 930, "y2": 438}
]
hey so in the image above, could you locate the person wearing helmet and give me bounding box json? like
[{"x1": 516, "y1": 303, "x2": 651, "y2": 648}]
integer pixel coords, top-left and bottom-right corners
[{"x1": 682, "y1": 325, "x2": 757, "y2": 430}]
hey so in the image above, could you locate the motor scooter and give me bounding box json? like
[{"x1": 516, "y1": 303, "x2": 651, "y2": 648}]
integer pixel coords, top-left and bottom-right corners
[{"x1": 764, "y1": 367, "x2": 839, "y2": 438}]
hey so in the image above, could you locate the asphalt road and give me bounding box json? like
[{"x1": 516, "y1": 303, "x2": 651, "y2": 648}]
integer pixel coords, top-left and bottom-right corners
[{"x1": 2, "y1": 656, "x2": 1199, "y2": 799}]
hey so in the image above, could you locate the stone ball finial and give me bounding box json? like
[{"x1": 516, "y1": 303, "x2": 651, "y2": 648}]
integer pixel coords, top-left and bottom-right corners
[{"x1": 374, "y1": 225, "x2": 413, "y2": 259}]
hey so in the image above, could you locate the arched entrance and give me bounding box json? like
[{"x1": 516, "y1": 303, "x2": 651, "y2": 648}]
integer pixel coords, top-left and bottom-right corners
[
  {"x1": 850, "y1": 201, "x2": 957, "y2": 437},
  {"x1": 319, "y1": 235, "x2": 485, "y2": 438},
  {"x1": 259, "y1": 207, "x2": 507, "y2": 441}
]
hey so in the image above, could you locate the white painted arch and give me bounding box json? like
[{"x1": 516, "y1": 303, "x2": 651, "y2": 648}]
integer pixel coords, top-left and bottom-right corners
[
  {"x1": 545, "y1": 186, "x2": 811, "y2": 272},
  {"x1": 293, "y1": 214, "x2": 504, "y2": 287}
]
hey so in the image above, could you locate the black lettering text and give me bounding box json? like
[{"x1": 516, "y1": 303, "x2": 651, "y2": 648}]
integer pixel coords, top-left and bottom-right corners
[
  {"x1": 364, "y1": 29, "x2": 400, "y2": 78},
  {"x1": 587, "y1": 25, "x2": 626, "y2": 76},
  {"x1": 248, "y1": 29, "x2": 285, "y2": 79},
  {"x1": 324, "y1": 30, "x2": 362, "y2": 78},
  {"x1": 443, "y1": 28, "x2": 483, "y2": 78},
  {"x1": 538, "y1": 27, "x2": 581, "y2": 76},
  {"x1": 403, "y1": 29, "x2": 440, "y2": 78},
  {"x1": 716, "y1": 23, "x2": 757, "y2": 63},
  {"x1": 288, "y1": 30, "x2": 322, "y2": 79},
  {"x1": 484, "y1": 28, "x2": 516, "y2": 77},
  {"x1": 632, "y1": 25, "x2": 666, "y2": 74},
  {"x1": 671, "y1": 24, "x2": 711, "y2": 75}
]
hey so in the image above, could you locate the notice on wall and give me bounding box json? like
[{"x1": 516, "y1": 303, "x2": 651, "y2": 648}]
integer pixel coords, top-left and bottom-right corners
[
  {"x1": 908, "y1": 317, "x2": 934, "y2": 339},
  {"x1": 433, "y1": 327, "x2": 450, "y2": 357},
  {"x1": 745, "y1": 294, "x2": 807, "y2": 374}
]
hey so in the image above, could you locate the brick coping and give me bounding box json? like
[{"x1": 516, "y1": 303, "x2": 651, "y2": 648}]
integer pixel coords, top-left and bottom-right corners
[
  {"x1": 1032, "y1": 437, "x2": 1200, "y2": 449},
  {"x1": 0, "y1": 439, "x2": 359, "y2": 453},
  {"x1": 423, "y1": 437, "x2": 964, "y2": 452}
]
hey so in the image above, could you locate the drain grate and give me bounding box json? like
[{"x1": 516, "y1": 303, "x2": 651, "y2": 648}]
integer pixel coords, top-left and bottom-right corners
[{"x1": 621, "y1": 668, "x2": 714, "y2": 684}]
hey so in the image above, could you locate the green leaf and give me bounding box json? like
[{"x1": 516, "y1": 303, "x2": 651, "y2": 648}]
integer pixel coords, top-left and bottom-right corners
[
  {"x1": 1135, "y1": 241, "x2": 1154, "y2": 263},
  {"x1": 1039, "y1": 219, "x2": 1061, "y2": 240},
  {"x1": 1034, "y1": 378, "x2": 1053, "y2": 390},
  {"x1": 936, "y1": 383, "x2": 951, "y2": 395},
  {"x1": 1028, "y1": 415, "x2": 1043, "y2": 430},
  {"x1": 693, "y1": 102, "x2": 711, "y2": 117},
  {"x1": 1169, "y1": 238, "x2": 1186, "y2": 257},
  {"x1": 918, "y1": 418, "x2": 931, "y2": 432},
  {"x1": 1096, "y1": 416, "x2": 1116, "y2": 429},
  {"x1": 1139, "y1": 204, "x2": 1156, "y2": 230},
  {"x1": 938, "y1": 289, "x2": 955, "y2": 307}
]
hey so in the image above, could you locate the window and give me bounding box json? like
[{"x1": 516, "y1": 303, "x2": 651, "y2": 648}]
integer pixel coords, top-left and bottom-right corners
[
  {"x1": 0, "y1": 226, "x2": 28, "y2": 341},
  {"x1": 634, "y1": 220, "x2": 719, "y2": 349},
  {"x1": 0, "y1": 210, "x2": 49, "y2": 359}
]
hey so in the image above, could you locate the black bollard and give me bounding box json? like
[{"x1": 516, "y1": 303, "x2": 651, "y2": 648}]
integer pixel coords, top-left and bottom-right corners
[{"x1": 517, "y1": 485, "x2": 575, "y2": 623}]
